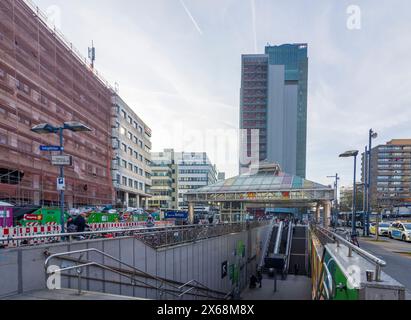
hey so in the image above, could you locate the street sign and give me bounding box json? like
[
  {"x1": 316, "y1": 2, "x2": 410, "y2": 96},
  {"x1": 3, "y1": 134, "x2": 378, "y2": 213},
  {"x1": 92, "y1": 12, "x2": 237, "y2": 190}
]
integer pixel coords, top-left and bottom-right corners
[
  {"x1": 165, "y1": 211, "x2": 188, "y2": 219},
  {"x1": 40, "y1": 146, "x2": 63, "y2": 152},
  {"x1": 51, "y1": 155, "x2": 72, "y2": 166},
  {"x1": 24, "y1": 214, "x2": 43, "y2": 221},
  {"x1": 57, "y1": 177, "x2": 65, "y2": 191}
]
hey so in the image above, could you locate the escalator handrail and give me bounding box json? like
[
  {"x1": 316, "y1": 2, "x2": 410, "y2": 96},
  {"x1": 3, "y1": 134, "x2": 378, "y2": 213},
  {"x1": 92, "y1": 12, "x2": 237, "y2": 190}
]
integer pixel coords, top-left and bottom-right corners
[
  {"x1": 259, "y1": 219, "x2": 275, "y2": 268},
  {"x1": 284, "y1": 222, "x2": 293, "y2": 275},
  {"x1": 274, "y1": 221, "x2": 284, "y2": 255}
]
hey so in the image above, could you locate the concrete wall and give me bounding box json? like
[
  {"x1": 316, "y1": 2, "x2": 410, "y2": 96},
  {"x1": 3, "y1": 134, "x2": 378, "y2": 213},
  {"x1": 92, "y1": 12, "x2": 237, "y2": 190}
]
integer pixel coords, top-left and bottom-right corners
[{"x1": 0, "y1": 224, "x2": 271, "y2": 299}]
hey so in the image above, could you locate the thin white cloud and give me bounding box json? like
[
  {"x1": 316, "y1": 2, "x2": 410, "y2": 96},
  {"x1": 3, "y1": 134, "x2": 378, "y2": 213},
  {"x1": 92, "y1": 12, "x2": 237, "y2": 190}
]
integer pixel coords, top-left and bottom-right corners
[{"x1": 179, "y1": 0, "x2": 203, "y2": 35}]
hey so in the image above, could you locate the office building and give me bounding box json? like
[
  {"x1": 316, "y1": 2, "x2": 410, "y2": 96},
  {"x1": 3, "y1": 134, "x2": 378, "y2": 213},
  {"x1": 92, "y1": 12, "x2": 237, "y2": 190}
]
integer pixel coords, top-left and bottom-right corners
[
  {"x1": 148, "y1": 149, "x2": 178, "y2": 210},
  {"x1": 362, "y1": 139, "x2": 411, "y2": 210},
  {"x1": 148, "y1": 149, "x2": 217, "y2": 211},
  {"x1": 240, "y1": 44, "x2": 308, "y2": 178},
  {"x1": 111, "y1": 95, "x2": 152, "y2": 208}
]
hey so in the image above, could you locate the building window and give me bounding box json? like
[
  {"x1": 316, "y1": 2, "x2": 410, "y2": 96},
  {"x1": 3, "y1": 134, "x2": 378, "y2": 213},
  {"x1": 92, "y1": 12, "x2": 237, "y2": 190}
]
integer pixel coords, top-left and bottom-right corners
[
  {"x1": 128, "y1": 163, "x2": 133, "y2": 171},
  {"x1": 134, "y1": 151, "x2": 139, "y2": 159},
  {"x1": 129, "y1": 179, "x2": 133, "y2": 188},
  {"x1": 128, "y1": 132, "x2": 133, "y2": 140},
  {"x1": 134, "y1": 166, "x2": 139, "y2": 173},
  {"x1": 139, "y1": 155, "x2": 143, "y2": 162},
  {"x1": 134, "y1": 181, "x2": 138, "y2": 190},
  {"x1": 128, "y1": 147, "x2": 133, "y2": 155},
  {"x1": 122, "y1": 177, "x2": 127, "y2": 186},
  {"x1": 122, "y1": 143, "x2": 127, "y2": 152},
  {"x1": 139, "y1": 168, "x2": 143, "y2": 176},
  {"x1": 116, "y1": 174, "x2": 120, "y2": 184},
  {"x1": 139, "y1": 183, "x2": 143, "y2": 190},
  {"x1": 128, "y1": 116, "x2": 133, "y2": 125},
  {"x1": 139, "y1": 126, "x2": 143, "y2": 133},
  {"x1": 122, "y1": 160, "x2": 127, "y2": 168},
  {"x1": 122, "y1": 110, "x2": 127, "y2": 119}
]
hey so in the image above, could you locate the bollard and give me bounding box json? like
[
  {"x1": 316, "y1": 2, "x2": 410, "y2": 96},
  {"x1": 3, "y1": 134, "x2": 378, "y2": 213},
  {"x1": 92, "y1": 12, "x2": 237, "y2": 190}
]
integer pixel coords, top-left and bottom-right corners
[{"x1": 366, "y1": 270, "x2": 374, "y2": 282}]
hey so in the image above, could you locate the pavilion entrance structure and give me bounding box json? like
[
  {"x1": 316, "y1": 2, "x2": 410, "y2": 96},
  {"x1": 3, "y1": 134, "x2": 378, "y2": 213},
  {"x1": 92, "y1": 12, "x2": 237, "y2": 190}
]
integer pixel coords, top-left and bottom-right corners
[{"x1": 185, "y1": 163, "x2": 335, "y2": 227}]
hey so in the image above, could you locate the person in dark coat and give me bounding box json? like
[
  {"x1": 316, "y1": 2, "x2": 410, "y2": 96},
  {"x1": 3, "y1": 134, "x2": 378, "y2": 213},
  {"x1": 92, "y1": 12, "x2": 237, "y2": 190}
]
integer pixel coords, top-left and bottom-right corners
[
  {"x1": 66, "y1": 217, "x2": 77, "y2": 233},
  {"x1": 257, "y1": 270, "x2": 263, "y2": 288},
  {"x1": 74, "y1": 214, "x2": 87, "y2": 233},
  {"x1": 249, "y1": 275, "x2": 257, "y2": 289}
]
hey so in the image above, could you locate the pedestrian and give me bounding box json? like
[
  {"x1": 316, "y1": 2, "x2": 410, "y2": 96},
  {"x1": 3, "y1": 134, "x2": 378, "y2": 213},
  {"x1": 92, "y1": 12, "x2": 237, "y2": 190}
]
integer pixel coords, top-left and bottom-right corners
[
  {"x1": 74, "y1": 213, "x2": 87, "y2": 233},
  {"x1": 257, "y1": 270, "x2": 263, "y2": 288},
  {"x1": 294, "y1": 264, "x2": 299, "y2": 276},
  {"x1": 249, "y1": 275, "x2": 257, "y2": 289},
  {"x1": 66, "y1": 217, "x2": 77, "y2": 233}
]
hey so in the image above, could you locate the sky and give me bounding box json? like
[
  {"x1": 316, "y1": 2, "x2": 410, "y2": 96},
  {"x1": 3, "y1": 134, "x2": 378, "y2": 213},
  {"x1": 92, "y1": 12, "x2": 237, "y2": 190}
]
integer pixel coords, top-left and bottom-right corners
[{"x1": 33, "y1": 0, "x2": 411, "y2": 188}]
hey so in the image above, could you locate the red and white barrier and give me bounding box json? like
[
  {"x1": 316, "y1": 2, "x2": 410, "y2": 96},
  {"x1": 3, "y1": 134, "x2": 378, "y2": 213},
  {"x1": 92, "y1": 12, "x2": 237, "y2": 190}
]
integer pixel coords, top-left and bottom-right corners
[
  {"x1": 0, "y1": 225, "x2": 62, "y2": 248},
  {"x1": 88, "y1": 221, "x2": 174, "y2": 231},
  {"x1": 1, "y1": 221, "x2": 174, "y2": 248}
]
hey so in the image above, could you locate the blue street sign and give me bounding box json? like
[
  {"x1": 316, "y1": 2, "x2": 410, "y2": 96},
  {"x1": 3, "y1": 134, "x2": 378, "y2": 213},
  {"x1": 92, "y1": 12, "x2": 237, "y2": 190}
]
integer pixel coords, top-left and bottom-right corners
[
  {"x1": 40, "y1": 146, "x2": 63, "y2": 152},
  {"x1": 165, "y1": 211, "x2": 188, "y2": 219}
]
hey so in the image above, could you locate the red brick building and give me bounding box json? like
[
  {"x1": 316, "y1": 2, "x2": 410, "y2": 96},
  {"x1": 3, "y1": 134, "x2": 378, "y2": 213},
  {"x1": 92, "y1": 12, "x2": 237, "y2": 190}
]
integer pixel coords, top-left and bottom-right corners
[{"x1": 0, "y1": 0, "x2": 115, "y2": 206}]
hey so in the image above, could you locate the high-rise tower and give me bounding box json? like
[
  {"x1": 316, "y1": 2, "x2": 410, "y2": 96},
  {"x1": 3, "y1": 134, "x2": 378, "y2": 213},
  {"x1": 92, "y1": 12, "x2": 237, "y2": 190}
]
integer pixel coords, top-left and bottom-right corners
[{"x1": 240, "y1": 44, "x2": 308, "y2": 178}]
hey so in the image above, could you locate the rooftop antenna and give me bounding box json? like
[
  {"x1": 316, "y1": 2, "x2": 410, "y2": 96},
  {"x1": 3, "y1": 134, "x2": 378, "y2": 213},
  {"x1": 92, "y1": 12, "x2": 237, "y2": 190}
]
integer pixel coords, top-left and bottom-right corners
[{"x1": 88, "y1": 41, "x2": 96, "y2": 69}]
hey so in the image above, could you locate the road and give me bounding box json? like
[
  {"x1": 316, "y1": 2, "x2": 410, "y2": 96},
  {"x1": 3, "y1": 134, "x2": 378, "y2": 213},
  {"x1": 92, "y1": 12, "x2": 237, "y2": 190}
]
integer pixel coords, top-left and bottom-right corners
[{"x1": 358, "y1": 235, "x2": 411, "y2": 298}]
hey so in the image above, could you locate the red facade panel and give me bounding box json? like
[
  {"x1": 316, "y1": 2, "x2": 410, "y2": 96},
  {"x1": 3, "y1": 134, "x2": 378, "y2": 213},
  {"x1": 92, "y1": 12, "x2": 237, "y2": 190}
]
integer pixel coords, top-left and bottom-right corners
[{"x1": 0, "y1": 0, "x2": 114, "y2": 206}]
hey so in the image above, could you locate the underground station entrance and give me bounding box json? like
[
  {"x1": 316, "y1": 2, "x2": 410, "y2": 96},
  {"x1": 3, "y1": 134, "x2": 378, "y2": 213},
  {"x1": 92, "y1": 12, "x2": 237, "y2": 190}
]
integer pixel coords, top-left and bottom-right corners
[{"x1": 184, "y1": 164, "x2": 407, "y2": 300}]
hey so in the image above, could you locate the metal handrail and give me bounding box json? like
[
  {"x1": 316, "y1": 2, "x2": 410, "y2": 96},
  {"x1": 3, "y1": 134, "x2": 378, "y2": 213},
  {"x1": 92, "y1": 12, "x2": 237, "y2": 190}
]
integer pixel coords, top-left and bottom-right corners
[
  {"x1": 45, "y1": 248, "x2": 228, "y2": 299},
  {"x1": 258, "y1": 219, "x2": 274, "y2": 269},
  {"x1": 284, "y1": 221, "x2": 293, "y2": 275},
  {"x1": 313, "y1": 225, "x2": 386, "y2": 281},
  {"x1": 1, "y1": 222, "x2": 261, "y2": 244},
  {"x1": 274, "y1": 221, "x2": 284, "y2": 255}
]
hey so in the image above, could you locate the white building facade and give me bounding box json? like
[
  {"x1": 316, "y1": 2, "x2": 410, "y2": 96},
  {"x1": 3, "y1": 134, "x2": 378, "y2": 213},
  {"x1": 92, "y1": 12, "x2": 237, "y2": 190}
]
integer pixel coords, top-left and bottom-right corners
[{"x1": 111, "y1": 95, "x2": 152, "y2": 208}]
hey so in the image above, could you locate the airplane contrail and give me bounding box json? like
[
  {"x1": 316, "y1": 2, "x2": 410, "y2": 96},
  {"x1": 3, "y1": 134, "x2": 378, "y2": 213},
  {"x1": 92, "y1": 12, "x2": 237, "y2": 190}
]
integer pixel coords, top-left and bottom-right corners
[{"x1": 179, "y1": 0, "x2": 203, "y2": 35}]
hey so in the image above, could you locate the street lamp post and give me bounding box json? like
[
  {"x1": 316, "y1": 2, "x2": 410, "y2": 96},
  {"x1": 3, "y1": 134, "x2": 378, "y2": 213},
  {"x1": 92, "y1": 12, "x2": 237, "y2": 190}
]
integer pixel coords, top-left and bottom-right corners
[
  {"x1": 366, "y1": 129, "x2": 378, "y2": 237},
  {"x1": 327, "y1": 174, "x2": 340, "y2": 227},
  {"x1": 363, "y1": 146, "x2": 368, "y2": 236},
  {"x1": 340, "y1": 150, "x2": 359, "y2": 238},
  {"x1": 31, "y1": 122, "x2": 92, "y2": 233}
]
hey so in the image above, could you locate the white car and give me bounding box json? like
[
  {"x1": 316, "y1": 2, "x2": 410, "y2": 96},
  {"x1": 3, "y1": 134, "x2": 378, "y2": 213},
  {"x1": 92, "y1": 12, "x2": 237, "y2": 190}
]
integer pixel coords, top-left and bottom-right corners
[
  {"x1": 389, "y1": 222, "x2": 411, "y2": 242},
  {"x1": 369, "y1": 222, "x2": 391, "y2": 236}
]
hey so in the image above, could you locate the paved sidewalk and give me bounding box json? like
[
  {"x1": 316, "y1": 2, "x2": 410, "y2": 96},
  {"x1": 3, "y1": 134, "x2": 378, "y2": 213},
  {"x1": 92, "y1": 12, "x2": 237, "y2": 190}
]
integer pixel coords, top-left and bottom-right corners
[
  {"x1": 4, "y1": 289, "x2": 144, "y2": 300},
  {"x1": 241, "y1": 275, "x2": 312, "y2": 300}
]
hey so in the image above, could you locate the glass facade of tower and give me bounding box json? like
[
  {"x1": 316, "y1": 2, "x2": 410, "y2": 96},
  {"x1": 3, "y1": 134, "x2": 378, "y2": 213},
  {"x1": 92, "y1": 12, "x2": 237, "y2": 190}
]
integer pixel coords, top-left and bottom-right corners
[{"x1": 265, "y1": 44, "x2": 308, "y2": 178}]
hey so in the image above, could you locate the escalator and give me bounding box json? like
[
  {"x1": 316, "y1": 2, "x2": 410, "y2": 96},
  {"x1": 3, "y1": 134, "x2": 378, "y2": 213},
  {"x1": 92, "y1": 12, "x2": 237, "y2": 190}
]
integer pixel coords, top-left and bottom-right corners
[
  {"x1": 288, "y1": 225, "x2": 308, "y2": 276},
  {"x1": 264, "y1": 221, "x2": 292, "y2": 277}
]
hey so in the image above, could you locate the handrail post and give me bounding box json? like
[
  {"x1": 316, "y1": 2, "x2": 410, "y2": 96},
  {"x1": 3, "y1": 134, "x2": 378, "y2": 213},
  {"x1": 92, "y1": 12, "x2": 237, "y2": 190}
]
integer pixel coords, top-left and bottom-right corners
[
  {"x1": 375, "y1": 265, "x2": 381, "y2": 282},
  {"x1": 348, "y1": 247, "x2": 353, "y2": 258},
  {"x1": 77, "y1": 267, "x2": 82, "y2": 295}
]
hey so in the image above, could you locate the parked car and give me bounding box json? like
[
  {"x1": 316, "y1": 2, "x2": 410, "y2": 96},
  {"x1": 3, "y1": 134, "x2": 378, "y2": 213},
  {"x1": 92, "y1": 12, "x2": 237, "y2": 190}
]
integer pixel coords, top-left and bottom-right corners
[
  {"x1": 369, "y1": 222, "x2": 391, "y2": 236},
  {"x1": 388, "y1": 222, "x2": 411, "y2": 242}
]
